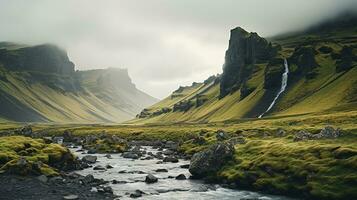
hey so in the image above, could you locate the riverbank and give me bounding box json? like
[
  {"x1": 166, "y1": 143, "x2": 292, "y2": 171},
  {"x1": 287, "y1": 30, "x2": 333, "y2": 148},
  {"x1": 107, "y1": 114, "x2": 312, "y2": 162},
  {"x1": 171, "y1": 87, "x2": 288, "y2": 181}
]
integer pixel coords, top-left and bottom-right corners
[
  {"x1": 0, "y1": 111, "x2": 356, "y2": 199},
  {"x1": 0, "y1": 173, "x2": 115, "y2": 200}
]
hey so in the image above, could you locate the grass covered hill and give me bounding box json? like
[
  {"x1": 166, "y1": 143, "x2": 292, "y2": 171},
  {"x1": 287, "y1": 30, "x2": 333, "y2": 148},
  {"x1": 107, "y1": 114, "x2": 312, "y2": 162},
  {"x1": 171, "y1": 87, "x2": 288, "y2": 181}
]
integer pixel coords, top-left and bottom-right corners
[
  {"x1": 133, "y1": 14, "x2": 357, "y2": 124},
  {"x1": 0, "y1": 43, "x2": 158, "y2": 123}
]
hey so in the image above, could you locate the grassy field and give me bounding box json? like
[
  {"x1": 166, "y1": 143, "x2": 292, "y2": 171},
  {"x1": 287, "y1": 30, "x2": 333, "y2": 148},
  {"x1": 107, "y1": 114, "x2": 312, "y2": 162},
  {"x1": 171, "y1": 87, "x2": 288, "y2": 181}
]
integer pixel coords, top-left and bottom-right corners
[{"x1": 0, "y1": 103, "x2": 356, "y2": 199}]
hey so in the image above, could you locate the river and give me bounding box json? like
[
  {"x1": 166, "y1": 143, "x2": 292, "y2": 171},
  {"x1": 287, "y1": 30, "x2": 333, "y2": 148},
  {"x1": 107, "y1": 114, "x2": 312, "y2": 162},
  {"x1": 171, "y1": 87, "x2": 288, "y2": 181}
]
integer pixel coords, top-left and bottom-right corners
[{"x1": 72, "y1": 146, "x2": 296, "y2": 200}]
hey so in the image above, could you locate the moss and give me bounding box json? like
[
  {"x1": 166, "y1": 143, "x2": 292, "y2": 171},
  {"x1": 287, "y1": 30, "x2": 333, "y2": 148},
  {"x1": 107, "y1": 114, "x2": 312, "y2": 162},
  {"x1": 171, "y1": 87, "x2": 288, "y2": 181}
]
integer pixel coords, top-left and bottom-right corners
[
  {"x1": 40, "y1": 164, "x2": 59, "y2": 177},
  {"x1": 83, "y1": 138, "x2": 128, "y2": 153},
  {"x1": 218, "y1": 138, "x2": 357, "y2": 199},
  {"x1": 0, "y1": 136, "x2": 74, "y2": 176}
]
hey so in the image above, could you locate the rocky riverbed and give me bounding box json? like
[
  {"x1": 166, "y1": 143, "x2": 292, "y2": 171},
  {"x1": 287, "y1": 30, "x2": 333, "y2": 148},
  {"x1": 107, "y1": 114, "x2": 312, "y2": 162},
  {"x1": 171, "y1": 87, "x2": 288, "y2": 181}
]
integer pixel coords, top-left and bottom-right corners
[{"x1": 71, "y1": 145, "x2": 296, "y2": 200}]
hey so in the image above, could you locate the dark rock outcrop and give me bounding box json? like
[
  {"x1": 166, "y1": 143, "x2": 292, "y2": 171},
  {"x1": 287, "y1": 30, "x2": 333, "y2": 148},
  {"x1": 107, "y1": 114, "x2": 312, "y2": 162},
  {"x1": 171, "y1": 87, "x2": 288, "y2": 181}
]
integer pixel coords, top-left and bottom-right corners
[
  {"x1": 264, "y1": 58, "x2": 285, "y2": 89},
  {"x1": 288, "y1": 46, "x2": 318, "y2": 78},
  {"x1": 336, "y1": 46, "x2": 356, "y2": 72},
  {"x1": 189, "y1": 142, "x2": 235, "y2": 178},
  {"x1": 220, "y1": 27, "x2": 277, "y2": 98},
  {"x1": 173, "y1": 100, "x2": 194, "y2": 112},
  {"x1": 0, "y1": 44, "x2": 75, "y2": 75}
]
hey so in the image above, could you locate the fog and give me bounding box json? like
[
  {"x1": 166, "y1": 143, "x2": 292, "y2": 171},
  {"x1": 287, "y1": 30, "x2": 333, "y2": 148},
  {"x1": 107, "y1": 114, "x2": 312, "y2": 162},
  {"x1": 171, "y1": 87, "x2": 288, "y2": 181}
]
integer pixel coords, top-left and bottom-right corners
[{"x1": 0, "y1": 0, "x2": 356, "y2": 98}]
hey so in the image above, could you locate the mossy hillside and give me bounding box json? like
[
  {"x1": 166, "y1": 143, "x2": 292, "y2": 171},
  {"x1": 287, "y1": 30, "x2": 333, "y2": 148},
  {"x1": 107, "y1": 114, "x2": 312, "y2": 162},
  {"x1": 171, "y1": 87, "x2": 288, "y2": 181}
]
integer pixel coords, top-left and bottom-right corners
[
  {"x1": 0, "y1": 68, "x2": 134, "y2": 122},
  {"x1": 218, "y1": 137, "x2": 357, "y2": 199},
  {"x1": 134, "y1": 22, "x2": 357, "y2": 124},
  {"x1": 0, "y1": 136, "x2": 76, "y2": 176}
]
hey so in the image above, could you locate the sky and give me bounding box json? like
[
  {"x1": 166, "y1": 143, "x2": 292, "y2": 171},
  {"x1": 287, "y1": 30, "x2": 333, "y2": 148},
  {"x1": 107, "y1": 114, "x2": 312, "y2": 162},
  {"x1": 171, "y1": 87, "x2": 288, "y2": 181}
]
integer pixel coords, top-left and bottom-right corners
[{"x1": 0, "y1": 0, "x2": 356, "y2": 99}]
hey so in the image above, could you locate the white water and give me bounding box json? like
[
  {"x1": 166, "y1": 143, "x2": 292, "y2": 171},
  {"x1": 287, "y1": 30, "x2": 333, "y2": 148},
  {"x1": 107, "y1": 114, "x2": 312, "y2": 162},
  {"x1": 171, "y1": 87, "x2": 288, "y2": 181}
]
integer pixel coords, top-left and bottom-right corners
[
  {"x1": 72, "y1": 147, "x2": 296, "y2": 200},
  {"x1": 258, "y1": 59, "x2": 289, "y2": 118}
]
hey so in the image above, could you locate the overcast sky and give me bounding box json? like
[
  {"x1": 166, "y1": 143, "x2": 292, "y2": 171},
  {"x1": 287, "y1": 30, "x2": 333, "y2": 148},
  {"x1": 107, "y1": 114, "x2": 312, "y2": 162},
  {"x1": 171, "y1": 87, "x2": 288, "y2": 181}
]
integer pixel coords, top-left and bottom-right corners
[{"x1": 0, "y1": 0, "x2": 356, "y2": 98}]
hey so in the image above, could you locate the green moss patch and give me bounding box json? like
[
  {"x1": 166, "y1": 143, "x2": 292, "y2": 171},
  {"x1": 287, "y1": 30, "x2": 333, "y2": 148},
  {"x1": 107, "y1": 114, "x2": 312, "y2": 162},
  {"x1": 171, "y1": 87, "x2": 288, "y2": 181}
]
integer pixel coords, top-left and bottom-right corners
[
  {"x1": 218, "y1": 138, "x2": 357, "y2": 199},
  {"x1": 0, "y1": 136, "x2": 75, "y2": 176}
]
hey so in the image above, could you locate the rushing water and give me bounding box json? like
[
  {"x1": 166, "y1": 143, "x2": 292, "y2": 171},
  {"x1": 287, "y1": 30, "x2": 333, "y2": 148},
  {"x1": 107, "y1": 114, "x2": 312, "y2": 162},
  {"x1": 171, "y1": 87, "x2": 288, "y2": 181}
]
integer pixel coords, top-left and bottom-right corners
[
  {"x1": 72, "y1": 146, "x2": 295, "y2": 200},
  {"x1": 259, "y1": 59, "x2": 289, "y2": 118}
]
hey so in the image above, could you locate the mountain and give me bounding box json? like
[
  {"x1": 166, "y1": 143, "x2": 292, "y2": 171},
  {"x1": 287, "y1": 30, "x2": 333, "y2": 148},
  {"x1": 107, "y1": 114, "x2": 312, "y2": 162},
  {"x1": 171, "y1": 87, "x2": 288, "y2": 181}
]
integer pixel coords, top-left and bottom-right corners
[
  {"x1": 133, "y1": 13, "x2": 357, "y2": 124},
  {"x1": 0, "y1": 43, "x2": 157, "y2": 123}
]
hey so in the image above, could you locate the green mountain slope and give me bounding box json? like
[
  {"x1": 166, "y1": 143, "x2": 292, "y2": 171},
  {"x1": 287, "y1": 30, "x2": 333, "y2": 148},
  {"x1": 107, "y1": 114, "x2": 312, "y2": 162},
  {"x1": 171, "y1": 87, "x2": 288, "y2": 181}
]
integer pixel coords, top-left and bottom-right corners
[
  {"x1": 133, "y1": 14, "x2": 357, "y2": 124},
  {"x1": 0, "y1": 43, "x2": 158, "y2": 123}
]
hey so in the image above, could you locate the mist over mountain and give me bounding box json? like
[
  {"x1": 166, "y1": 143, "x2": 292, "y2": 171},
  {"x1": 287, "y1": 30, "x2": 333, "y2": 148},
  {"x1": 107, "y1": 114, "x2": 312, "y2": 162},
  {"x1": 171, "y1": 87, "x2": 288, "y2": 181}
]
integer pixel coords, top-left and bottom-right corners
[
  {"x1": 0, "y1": 43, "x2": 157, "y2": 122},
  {"x1": 134, "y1": 12, "x2": 357, "y2": 123}
]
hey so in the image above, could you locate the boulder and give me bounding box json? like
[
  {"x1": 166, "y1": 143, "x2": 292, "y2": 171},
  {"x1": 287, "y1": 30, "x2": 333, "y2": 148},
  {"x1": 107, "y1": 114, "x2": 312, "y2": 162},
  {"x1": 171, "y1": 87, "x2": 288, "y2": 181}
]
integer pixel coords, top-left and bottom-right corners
[
  {"x1": 82, "y1": 155, "x2": 97, "y2": 164},
  {"x1": 216, "y1": 130, "x2": 228, "y2": 141},
  {"x1": 155, "y1": 169, "x2": 168, "y2": 172},
  {"x1": 63, "y1": 130, "x2": 73, "y2": 142},
  {"x1": 87, "y1": 148, "x2": 97, "y2": 154},
  {"x1": 130, "y1": 190, "x2": 145, "y2": 198},
  {"x1": 106, "y1": 164, "x2": 113, "y2": 169},
  {"x1": 293, "y1": 130, "x2": 313, "y2": 141},
  {"x1": 294, "y1": 126, "x2": 341, "y2": 141},
  {"x1": 189, "y1": 142, "x2": 235, "y2": 178},
  {"x1": 122, "y1": 152, "x2": 139, "y2": 159},
  {"x1": 175, "y1": 174, "x2": 186, "y2": 180},
  {"x1": 93, "y1": 165, "x2": 106, "y2": 170},
  {"x1": 318, "y1": 126, "x2": 341, "y2": 138},
  {"x1": 81, "y1": 174, "x2": 95, "y2": 185},
  {"x1": 145, "y1": 174, "x2": 158, "y2": 183},
  {"x1": 193, "y1": 136, "x2": 206, "y2": 145},
  {"x1": 18, "y1": 125, "x2": 32, "y2": 136},
  {"x1": 180, "y1": 164, "x2": 190, "y2": 169},
  {"x1": 162, "y1": 149, "x2": 174, "y2": 156},
  {"x1": 163, "y1": 156, "x2": 179, "y2": 163},
  {"x1": 276, "y1": 128, "x2": 287, "y2": 137}
]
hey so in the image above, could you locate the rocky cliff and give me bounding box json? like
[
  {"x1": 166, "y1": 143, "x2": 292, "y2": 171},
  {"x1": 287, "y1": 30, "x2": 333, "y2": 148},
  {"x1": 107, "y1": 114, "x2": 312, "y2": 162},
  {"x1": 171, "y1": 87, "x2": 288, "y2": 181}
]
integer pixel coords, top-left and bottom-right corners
[
  {"x1": 220, "y1": 27, "x2": 277, "y2": 98},
  {"x1": 0, "y1": 44, "x2": 75, "y2": 75}
]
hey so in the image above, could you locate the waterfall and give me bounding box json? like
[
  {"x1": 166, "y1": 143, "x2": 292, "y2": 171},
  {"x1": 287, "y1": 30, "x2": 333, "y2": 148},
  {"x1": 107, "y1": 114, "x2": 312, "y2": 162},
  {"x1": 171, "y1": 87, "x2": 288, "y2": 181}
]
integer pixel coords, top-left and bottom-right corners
[{"x1": 258, "y1": 59, "x2": 289, "y2": 118}]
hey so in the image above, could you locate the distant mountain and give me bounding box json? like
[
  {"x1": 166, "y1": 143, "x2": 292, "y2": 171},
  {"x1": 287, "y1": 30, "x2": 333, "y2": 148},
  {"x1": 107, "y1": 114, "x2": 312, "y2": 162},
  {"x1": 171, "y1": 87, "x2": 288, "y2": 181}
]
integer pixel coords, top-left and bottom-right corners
[
  {"x1": 0, "y1": 43, "x2": 157, "y2": 123},
  {"x1": 133, "y1": 13, "x2": 357, "y2": 123}
]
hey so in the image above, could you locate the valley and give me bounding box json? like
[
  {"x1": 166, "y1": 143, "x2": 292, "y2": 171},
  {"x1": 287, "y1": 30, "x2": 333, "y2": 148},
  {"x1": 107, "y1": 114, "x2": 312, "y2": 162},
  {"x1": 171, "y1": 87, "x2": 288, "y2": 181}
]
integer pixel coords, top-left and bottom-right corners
[{"x1": 0, "y1": 7, "x2": 356, "y2": 200}]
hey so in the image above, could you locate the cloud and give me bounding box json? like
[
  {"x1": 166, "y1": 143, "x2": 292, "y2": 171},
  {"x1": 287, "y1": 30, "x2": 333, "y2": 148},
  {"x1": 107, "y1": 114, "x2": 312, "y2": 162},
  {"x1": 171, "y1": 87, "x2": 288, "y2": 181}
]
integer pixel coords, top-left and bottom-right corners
[{"x1": 0, "y1": 0, "x2": 356, "y2": 98}]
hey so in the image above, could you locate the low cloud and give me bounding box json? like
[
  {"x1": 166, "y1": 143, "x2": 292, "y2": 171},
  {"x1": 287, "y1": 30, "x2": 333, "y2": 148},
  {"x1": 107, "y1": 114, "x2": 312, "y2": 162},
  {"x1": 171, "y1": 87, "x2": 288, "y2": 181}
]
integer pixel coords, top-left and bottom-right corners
[{"x1": 0, "y1": 0, "x2": 356, "y2": 98}]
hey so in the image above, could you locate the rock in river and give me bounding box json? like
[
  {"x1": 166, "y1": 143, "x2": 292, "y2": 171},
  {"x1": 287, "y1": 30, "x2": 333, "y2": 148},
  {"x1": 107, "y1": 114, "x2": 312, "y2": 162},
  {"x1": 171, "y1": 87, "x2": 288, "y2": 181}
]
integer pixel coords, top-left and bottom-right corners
[
  {"x1": 82, "y1": 155, "x2": 97, "y2": 164},
  {"x1": 122, "y1": 152, "x2": 139, "y2": 159},
  {"x1": 130, "y1": 189, "x2": 145, "y2": 198},
  {"x1": 189, "y1": 142, "x2": 235, "y2": 178},
  {"x1": 175, "y1": 174, "x2": 186, "y2": 180},
  {"x1": 145, "y1": 174, "x2": 158, "y2": 183},
  {"x1": 93, "y1": 165, "x2": 106, "y2": 170},
  {"x1": 163, "y1": 156, "x2": 179, "y2": 163}
]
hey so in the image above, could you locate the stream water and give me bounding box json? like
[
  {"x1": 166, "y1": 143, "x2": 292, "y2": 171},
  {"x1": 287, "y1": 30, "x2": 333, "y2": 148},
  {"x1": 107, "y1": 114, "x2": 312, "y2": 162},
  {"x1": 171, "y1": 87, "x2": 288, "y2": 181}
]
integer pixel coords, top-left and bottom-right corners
[
  {"x1": 259, "y1": 59, "x2": 289, "y2": 118},
  {"x1": 72, "y1": 146, "x2": 296, "y2": 200}
]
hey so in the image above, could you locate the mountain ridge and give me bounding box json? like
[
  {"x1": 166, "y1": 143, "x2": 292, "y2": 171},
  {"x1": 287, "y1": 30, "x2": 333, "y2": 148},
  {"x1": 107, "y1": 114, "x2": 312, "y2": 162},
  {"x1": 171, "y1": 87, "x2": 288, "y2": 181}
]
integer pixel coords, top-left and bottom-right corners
[{"x1": 0, "y1": 43, "x2": 158, "y2": 123}]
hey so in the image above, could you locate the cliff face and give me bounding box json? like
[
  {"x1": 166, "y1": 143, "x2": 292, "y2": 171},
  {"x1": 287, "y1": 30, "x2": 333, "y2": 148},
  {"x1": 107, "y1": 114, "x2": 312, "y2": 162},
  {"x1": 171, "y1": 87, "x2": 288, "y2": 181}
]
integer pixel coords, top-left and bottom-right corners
[
  {"x1": 0, "y1": 44, "x2": 75, "y2": 75},
  {"x1": 0, "y1": 43, "x2": 157, "y2": 123},
  {"x1": 220, "y1": 27, "x2": 276, "y2": 98}
]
